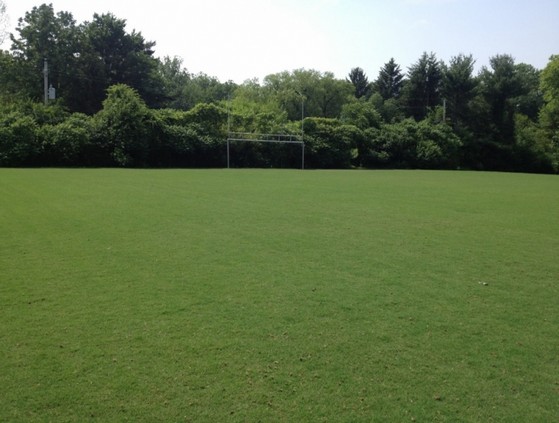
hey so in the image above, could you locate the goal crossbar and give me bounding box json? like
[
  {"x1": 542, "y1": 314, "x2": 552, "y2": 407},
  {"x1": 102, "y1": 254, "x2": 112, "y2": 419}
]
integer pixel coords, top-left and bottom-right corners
[{"x1": 228, "y1": 138, "x2": 303, "y2": 144}]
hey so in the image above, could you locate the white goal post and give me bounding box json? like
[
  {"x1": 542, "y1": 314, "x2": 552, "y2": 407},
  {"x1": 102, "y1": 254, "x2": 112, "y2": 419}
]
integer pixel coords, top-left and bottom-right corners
[{"x1": 226, "y1": 132, "x2": 305, "y2": 170}]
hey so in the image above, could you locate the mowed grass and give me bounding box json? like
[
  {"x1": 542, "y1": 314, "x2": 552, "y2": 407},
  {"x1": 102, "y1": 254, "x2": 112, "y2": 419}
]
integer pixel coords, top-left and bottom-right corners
[{"x1": 0, "y1": 168, "x2": 558, "y2": 422}]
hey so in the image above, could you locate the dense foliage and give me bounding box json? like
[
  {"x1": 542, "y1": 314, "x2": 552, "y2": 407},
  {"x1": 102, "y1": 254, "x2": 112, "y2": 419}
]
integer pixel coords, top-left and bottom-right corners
[{"x1": 0, "y1": 4, "x2": 557, "y2": 172}]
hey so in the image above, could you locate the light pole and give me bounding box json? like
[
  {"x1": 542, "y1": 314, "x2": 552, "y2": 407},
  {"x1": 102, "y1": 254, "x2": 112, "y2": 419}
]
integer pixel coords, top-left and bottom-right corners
[
  {"x1": 43, "y1": 58, "x2": 48, "y2": 105},
  {"x1": 301, "y1": 95, "x2": 304, "y2": 141},
  {"x1": 295, "y1": 90, "x2": 305, "y2": 141},
  {"x1": 294, "y1": 89, "x2": 305, "y2": 170}
]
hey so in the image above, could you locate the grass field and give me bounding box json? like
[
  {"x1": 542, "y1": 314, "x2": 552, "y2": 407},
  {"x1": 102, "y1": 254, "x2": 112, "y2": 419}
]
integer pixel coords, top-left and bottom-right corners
[{"x1": 1, "y1": 168, "x2": 558, "y2": 422}]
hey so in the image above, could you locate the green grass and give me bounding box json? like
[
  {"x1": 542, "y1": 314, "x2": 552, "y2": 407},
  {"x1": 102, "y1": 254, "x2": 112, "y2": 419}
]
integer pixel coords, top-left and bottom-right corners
[{"x1": 1, "y1": 169, "x2": 558, "y2": 422}]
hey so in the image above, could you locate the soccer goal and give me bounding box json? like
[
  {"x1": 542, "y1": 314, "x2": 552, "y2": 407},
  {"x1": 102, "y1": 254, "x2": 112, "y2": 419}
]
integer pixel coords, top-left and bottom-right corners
[{"x1": 226, "y1": 132, "x2": 305, "y2": 169}]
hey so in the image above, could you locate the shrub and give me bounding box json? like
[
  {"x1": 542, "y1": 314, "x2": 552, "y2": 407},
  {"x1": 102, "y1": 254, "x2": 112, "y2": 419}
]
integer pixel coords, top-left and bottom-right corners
[
  {"x1": 0, "y1": 112, "x2": 39, "y2": 166},
  {"x1": 359, "y1": 119, "x2": 461, "y2": 169},
  {"x1": 303, "y1": 118, "x2": 358, "y2": 168},
  {"x1": 94, "y1": 84, "x2": 154, "y2": 167},
  {"x1": 38, "y1": 114, "x2": 93, "y2": 166}
]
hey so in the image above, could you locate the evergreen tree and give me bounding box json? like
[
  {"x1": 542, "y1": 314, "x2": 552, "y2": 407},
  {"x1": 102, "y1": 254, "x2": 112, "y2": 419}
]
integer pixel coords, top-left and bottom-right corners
[
  {"x1": 442, "y1": 54, "x2": 477, "y2": 128},
  {"x1": 402, "y1": 52, "x2": 444, "y2": 120},
  {"x1": 374, "y1": 58, "x2": 404, "y2": 100},
  {"x1": 513, "y1": 63, "x2": 543, "y2": 121},
  {"x1": 479, "y1": 54, "x2": 523, "y2": 144},
  {"x1": 347, "y1": 67, "x2": 371, "y2": 99}
]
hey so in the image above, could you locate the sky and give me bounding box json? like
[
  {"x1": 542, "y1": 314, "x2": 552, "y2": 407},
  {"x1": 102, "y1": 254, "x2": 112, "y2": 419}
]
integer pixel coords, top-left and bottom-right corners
[{"x1": 2, "y1": 0, "x2": 558, "y2": 83}]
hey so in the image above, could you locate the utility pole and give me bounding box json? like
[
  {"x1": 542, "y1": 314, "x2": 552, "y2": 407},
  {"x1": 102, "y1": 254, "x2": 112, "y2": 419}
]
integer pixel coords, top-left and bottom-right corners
[
  {"x1": 301, "y1": 95, "x2": 304, "y2": 141},
  {"x1": 425, "y1": 75, "x2": 429, "y2": 116},
  {"x1": 442, "y1": 98, "x2": 447, "y2": 123},
  {"x1": 301, "y1": 96, "x2": 305, "y2": 170},
  {"x1": 43, "y1": 58, "x2": 48, "y2": 105},
  {"x1": 295, "y1": 90, "x2": 304, "y2": 140}
]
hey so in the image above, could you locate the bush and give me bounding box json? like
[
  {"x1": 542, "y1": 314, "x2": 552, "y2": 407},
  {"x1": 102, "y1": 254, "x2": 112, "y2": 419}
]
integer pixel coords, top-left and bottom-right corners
[
  {"x1": 340, "y1": 100, "x2": 381, "y2": 130},
  {"x1": 415, "y1": 120, "x2": 462, "y2": 168},
  {"x1": 359, "y1": 119, "x2": 462, "y2": 169},
  {"x1": 183, "y1": 103, "x2": 227, "y2": 140},
  {"x1": 0, "y1": 112, "x2": 39, "y2": 166},
  {"x1": 303, "y1": 118, "x2": 358, "y2": 168},
  {"x1": 38, "y1": 114, "x2": 93, "y2": 166},
  {"x1": 512, "y1": 114, "x2": 556, "y2": 173},
  {"x1": 94, "y1": 84, "x2": 154, "y2": 167}
]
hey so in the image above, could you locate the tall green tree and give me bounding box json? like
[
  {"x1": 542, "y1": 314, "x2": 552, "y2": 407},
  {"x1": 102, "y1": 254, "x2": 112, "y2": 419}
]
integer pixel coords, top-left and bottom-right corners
[
  {"x1": 539, "y1": 55, "x2": 559, "y2": 169},
  {"x1": 479, "y1": 54, "x2": 524, "y2": 144},
  {"x1": 316, "y1": 72, "x2": 353, "y2": 117},
  {"x1": 347, "y1": 67, "x2": 371, "y2": 99},
  {"x1": 264, "y1": 69, "x2": 352, "y2": 120},
  {"x1": 0, "y1": 51, "x2": 22, "y2": 99},
  {"x1": 374, "y1": 58, "x2": 404, "y2": 100},
  {"x1": 402, "y1": 52, "x2": 444, "y2": 120},
  {"x1": 187, "y1": 72, "x2": 236, "y2": 106},
  {"x1": 10, "y1": 4, "x2": 82, "y2": 103},
  {"x1": 368, "y1": 92, "x2": 404, "y2": 123},
  {"x1": 155, "y1": 57, "x2": 236, "y2": 110},
  {"x1": 264, "y1": 69, "x2": 316, "y2": 119},
  {"x1": 513, "y1": 63, "x2": 543, "y2": 121},
  {"x1": 83, "y1": 13, "x2": 163, "y2": 110},
  {"x1": 156, "y1": 56, "x2": 194, "y2": 109},
  {"x1": 228, "y1": 79, "x2": 287, "y2": 133},
  {"x1": 540, "y1": 55, "x2": 559, "y2": 133},
  {"x1": 8, "y1": 5, "x2": 164, "y2": 114},
  {"x1": 442, "y1": 54, "x2": 478, "y2": 130}
]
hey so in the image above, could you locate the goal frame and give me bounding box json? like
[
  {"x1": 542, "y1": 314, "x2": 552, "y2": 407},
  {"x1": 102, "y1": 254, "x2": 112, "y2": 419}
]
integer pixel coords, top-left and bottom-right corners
[{"x1": 226, "y1": 132, "x2": 305, "y2": 170}]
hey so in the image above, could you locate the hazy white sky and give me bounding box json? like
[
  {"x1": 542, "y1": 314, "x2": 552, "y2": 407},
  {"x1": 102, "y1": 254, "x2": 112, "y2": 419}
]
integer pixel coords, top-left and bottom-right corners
[{"x1": 2, "y1": 0, "x2": 558, "y2": 83}]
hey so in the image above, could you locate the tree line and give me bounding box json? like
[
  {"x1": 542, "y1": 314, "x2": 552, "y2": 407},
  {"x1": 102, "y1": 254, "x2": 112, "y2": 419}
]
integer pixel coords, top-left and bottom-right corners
[{"x1": 0, "y1": 3, "x2": 558, "y2": 172}]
